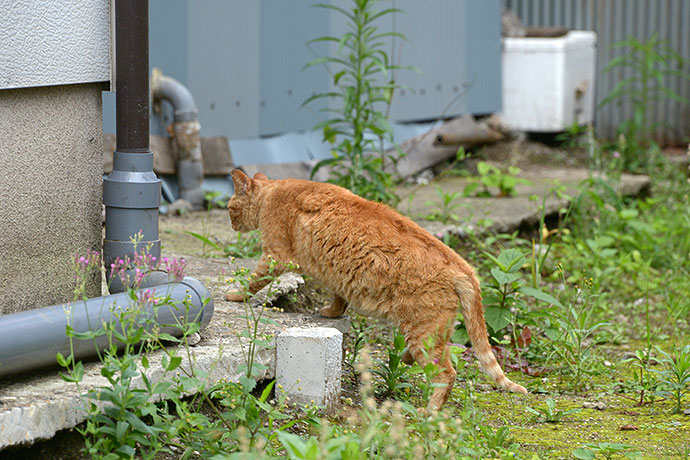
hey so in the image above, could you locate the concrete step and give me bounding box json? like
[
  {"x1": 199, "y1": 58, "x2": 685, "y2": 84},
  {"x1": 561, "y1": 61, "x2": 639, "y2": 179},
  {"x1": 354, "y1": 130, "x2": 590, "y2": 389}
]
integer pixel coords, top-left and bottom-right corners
[{"x1": 400, "y1": 167, "x2": 650, "y2": 238}]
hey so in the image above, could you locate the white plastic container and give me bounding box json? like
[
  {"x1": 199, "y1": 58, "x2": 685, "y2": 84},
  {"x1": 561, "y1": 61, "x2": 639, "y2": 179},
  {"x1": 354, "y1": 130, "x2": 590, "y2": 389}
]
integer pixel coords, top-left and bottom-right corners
[{"x1": 501, "y1": 31, "x2": 597, "y2": 132}]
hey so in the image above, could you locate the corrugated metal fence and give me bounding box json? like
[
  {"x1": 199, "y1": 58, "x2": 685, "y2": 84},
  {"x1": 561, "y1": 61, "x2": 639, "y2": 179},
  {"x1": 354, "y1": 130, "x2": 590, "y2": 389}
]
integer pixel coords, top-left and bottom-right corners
[{"x1": 504, "y1": 0, "x2": 690, "y2": 145}]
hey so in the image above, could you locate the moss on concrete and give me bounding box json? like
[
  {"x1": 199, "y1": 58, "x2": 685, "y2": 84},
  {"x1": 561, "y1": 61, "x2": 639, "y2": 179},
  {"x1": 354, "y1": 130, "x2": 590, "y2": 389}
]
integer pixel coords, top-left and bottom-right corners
[{"x1": 457, "y1": 371, "x2": 690, "y2": 459}]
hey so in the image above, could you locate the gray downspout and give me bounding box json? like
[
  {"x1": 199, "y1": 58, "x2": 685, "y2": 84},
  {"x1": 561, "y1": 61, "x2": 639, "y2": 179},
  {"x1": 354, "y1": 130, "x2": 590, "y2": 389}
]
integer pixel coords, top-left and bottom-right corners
[
  {"x1": 103, "y1": 0, "x2": 161, "y2": 290},
  {"x1": 0, "y1": 277, "x2": 213, "y2": 378},
  {"x1": 151, "y1": 69, "x2": 204, "y2": 209},
  {"x1": 0, "y1": 0, "x2": 214, "y2": 378}
]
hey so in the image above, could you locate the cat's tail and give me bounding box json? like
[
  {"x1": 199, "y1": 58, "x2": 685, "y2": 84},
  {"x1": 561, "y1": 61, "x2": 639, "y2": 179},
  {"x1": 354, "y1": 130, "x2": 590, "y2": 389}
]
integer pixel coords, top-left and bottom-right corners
[{"x1": 455, "y1": 275, "x2": 528, "y2": 395}]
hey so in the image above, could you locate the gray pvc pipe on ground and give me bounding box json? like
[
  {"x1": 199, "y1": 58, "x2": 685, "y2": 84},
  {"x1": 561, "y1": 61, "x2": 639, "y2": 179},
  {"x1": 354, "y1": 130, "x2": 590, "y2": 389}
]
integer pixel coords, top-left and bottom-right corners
[{"x1": 0, "y1": 276, "x2": 214, "y2": 378}]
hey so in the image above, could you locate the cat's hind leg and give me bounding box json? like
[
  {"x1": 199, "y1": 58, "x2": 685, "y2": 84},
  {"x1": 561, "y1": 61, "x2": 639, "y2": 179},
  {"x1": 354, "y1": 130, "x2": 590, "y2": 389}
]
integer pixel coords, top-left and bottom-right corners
[
  {"x1": 401, "y1": 348, "x2": 415, "y2": 365},
  {"x1": 319, "y1": 295, "x2": 348, "y2": 318},
  {"x1": 403, "y1": 313, "x2": 457, "y2": 411}
]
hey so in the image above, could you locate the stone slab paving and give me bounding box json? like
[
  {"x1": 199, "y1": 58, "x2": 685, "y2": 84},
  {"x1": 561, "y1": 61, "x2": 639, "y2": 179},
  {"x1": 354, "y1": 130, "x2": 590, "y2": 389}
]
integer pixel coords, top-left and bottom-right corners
[{"x1": 402, "y1": 167, "x2": 650, "y2": 238}]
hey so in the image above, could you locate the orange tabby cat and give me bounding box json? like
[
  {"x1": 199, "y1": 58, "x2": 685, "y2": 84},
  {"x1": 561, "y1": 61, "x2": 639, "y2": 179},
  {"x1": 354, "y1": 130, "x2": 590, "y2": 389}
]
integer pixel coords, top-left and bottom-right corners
[{"x1": 225, "y1": 170, "x2": 527, "y2": 410}]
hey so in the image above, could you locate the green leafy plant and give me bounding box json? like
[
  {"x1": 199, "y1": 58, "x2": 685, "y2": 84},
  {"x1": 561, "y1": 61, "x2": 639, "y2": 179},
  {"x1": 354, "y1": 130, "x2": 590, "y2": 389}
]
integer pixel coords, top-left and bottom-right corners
[
  {"x1": 547, "y1": 271, "x2": 608, "y2": 389},
  {"x1": 555, "y1": 120, "x2": 588, "y2": 149},
  {"x1": 224, "y1": 230, "x2": 263, "y2": 259},
  {"x1": 344, "y1": 316, "x2": 372, "y2": 373},
  {"x1": 653, "y1": 344, "x2": 690, "y2": 414},
  {"x1": 304, "y1": 0, "x2": 409, "y2": 205},
  {"x1": 479, "y1": 248, "x2": 562, "y2": 340},
  {"x1": 424, "y1": 185, "x2": 464, "y2": 223},
  {"x1": 59, "y1": 242, "x2": 197, "y2": 459},
  {"x1": 620, "y1": 297, "x2": 660, "y2": 406},
  {"x1": 185, "y1": 229, "x2": 220, "y2": 257},
  {"x1": 403, "y1": 337, "x2": 450, "y2": 407},
  {"x1": 231, "y1": 259, "x2": 297, "y2": 387},
  {"x1": 204, "y1": 190, "x2": 229, "y2": 208},
  {"x1": 464, "y1": 161, "x2": 531, "y2": 197},
  {"x1": 272, "y1": 349, "x2": 526, "y2": 460},
  {"x1": 621, "y1": 348, "x2": 659, "y2": 407},
  {"x1": 169, "y1": 259, "x2": 307, "y2": 457},
  {"x1": 526, "y1": 398, "x2": 581, "y2": 423},
  {"x1": 529, "y1": 184, "x2": 573, "y2": 289},
  {"x1": 182, "y1": 191, "x2": 229, "y2": 257},
  {"x1": 186, "y1": 228, "x2": 262, "y2": 259},
  {"x1": 478, "y1": 425, "x2": 519, "y2": 456},
  {"x1": 599, "y1": 33, "x2": 690, "y2": 170},
  {"x1": 573, "y1": 442, "x2": 641, "y2": 460},
  {"x1": 371, "y1": 331, "x2": 411, "y2": 397},
  {"x1": 61, "y1": 238, "x2": 317, "y2": 458}
]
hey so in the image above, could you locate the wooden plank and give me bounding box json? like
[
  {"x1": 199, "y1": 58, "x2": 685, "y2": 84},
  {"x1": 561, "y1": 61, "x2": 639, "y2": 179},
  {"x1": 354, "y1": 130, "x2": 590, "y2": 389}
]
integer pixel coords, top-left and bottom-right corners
[
  {"x1": 103, "y1": 134, "x2": 233, "y2": 176},
  {"x1": 392, "y1": 115, "x2": 503, "y2": 178},
  {"x1": 151, "y1": 135, "x2": 176, "y2": 174},
  {"x1": 200, "y1": 136, "x2": 233, "y2": 175}
]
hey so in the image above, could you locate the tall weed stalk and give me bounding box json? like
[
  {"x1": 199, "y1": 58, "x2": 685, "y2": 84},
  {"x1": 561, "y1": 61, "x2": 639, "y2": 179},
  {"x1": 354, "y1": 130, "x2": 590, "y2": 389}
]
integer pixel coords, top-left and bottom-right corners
[
  {"x1": 599, "y1": 33, "x2": 690, "y2": 170},
  {"x1": 304, "y1": 0, "x2": 410, "y2": 205}
]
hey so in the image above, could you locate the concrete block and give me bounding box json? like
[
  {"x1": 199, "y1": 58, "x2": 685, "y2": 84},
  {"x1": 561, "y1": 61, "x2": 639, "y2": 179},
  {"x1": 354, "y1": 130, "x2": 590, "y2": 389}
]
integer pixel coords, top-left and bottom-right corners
[{"x1": 276, "y1": 327, "x2": 342, "y2": 408}]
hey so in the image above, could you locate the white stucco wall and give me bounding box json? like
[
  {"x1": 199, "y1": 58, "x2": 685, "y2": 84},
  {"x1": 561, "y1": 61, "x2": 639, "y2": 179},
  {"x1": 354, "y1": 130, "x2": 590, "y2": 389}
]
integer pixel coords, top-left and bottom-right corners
[{"x1": 0, "y1": 0, "x2": 110, "y2": 89}]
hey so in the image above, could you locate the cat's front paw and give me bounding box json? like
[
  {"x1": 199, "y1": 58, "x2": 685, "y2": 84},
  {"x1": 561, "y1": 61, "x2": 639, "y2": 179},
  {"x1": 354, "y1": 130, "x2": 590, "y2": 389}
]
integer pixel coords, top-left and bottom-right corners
[{"x1": 225, "y1": 291, "x2": 246, "y2": 302}]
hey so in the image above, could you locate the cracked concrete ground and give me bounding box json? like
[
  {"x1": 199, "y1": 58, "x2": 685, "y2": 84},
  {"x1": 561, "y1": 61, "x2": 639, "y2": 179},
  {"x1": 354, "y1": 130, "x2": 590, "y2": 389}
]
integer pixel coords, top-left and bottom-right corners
[{"x1": 0, "y1": 260, "x2": 347, "y2": 450}]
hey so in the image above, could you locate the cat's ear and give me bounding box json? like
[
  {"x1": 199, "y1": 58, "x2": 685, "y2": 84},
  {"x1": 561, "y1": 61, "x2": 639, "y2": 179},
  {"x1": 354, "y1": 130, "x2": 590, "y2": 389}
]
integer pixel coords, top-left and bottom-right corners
[
  {"x1": 231, "y1": 169, "x2": 252, "y2": 195},
  {"x1": 253, "y1": 172, "x2": 269, "y2": 181}
]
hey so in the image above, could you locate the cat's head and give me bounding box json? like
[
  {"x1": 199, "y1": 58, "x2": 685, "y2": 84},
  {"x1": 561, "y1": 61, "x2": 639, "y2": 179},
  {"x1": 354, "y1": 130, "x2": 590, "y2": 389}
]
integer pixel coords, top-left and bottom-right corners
[{"x1": 227, "y1": 170, "x2": 268, "y2": 232}]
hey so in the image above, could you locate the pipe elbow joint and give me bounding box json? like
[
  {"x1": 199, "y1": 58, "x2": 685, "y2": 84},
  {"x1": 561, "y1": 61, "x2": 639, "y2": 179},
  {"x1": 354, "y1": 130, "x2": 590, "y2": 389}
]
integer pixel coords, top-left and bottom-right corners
[{"x1": 151, "y1": 69, "x2": 199, "y2": 123}]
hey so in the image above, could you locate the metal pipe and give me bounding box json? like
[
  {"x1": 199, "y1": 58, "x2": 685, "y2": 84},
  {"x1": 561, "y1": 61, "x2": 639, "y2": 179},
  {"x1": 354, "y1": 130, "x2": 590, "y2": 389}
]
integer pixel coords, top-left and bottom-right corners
[
  {"x1": 151, "y1": 68, "x2": 198, "y2": 123},
  {"x1": 115, "y1": 0, "x2": 150, "y2": 152},
  {"x1": 152, "y1": 69, "x2": 204, "y2": 208},
  {"x1": 0, "y1": 1, "x2": 216, "y2": 380},
  {"x1": 0, "y1": 277, "x2": 214, "y2": 377},
  {"x1": 103, "y1": 0, "x2": 161, "y2": 287}
]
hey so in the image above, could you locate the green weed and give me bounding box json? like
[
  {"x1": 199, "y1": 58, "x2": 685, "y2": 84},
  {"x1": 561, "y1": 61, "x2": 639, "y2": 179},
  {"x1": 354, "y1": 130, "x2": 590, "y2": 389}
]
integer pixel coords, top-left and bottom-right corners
[
  {"x1": 573, "y1": 442, "x2": 641, "y2": 460},
  {"x1": 224, "y1": 230, "x2": 262, "y2": 259},
  {"x1": 464, "y1": 161, "x2": 532, "y2": 197},
  {"x1": 424, "y1": 185, "x2": 464, "y2": 223},
  {"x1": 304, "y1": 0, "x2": 411, "y2": 205},
  {"x1": 526, "y1": 398, "x2": 581, "y2": 423},
  {"x1": 371, "y1": 331, "x2": 412, "y2": 398},
  {"x1": 599, "y1": 33, "x2": 690, "y2": 171},
  {"x1": 653, "y1": 345, "x2": 690, "y2": 414}
]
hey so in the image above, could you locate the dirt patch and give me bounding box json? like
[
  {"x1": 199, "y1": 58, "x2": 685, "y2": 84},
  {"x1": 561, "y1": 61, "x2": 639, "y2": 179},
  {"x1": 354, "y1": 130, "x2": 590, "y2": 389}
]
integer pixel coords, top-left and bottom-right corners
[{"x1": 160, "y1": 208, "x2": 234, "y2": 257}]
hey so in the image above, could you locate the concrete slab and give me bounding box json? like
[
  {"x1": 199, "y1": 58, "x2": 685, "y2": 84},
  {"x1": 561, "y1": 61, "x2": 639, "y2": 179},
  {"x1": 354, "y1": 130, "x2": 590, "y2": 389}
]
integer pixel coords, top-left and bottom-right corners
[
  {"x1": 0, "y1": 259, "x2": 345, "y2": 450},
  {"x1": 399, "y1": 167, "x2": 650, "y2": 238}
]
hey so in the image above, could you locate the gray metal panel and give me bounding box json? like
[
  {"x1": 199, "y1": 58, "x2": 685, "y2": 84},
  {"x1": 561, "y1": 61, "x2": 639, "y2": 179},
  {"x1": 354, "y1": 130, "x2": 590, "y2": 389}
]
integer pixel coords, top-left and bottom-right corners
[
  {"x1": 378, "y1": 0, "x2": 472, "y2": 120},
  {"x1": 362, "y1": 0, "x2": 502, "y2": 121},
  {"x1": 505, "y1": 0, "x2": 690, "y2": 144},
  {"x1": 104, "y1": 1, "x2": 504, "y2": 166},
  {"x1": 229, "y1": 121, "x2": 434, "y2": 167},
  {"x1": 466, "y1": 0, "x2": 503, "y2": 115},
  {"x1": 261, "y1": 0, "x2": 502, "y2": 128},
  {"x1": 259, "y1": 0, "x2": 331, "y2": 136},
  {"x1": 187, "y1": 1, "x2": 261, "y2": 139},
  {"x1": 230, "y1": 133, "x2": 314, "y2": 166}
]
